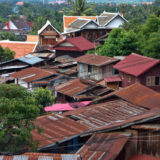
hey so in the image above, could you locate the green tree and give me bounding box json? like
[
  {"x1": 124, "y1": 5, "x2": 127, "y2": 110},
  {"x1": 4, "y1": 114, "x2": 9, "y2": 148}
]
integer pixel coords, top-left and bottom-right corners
[
  {"x1": 138, "y1": 15, "x2": 160, "y2": 57},
  {"x1": 0, "y1": 45, "x2": 15, "y2": 63},
  {"x1": 0, "y1": 32, "x2": 20, "y2": 41},
  {"x1": 30, "y1": 16, "x2": 46, "y2": 35},
  {"x1": 141, "y1": 32, "x2": 160, "y2": 59},
  {"x1": 0, "y1": 84, "x2": 40, "y2": 153},
  {"x1": 65, "y1": 0, "x2": 94, "y2": 16},
  {"x1": 33, "y1": 87, "x2": 54, "y2": 113},
  {"x1": 97, "y1": 28, "x2": 138, "y2": 57},
  {"x1": 154, "y1": 0, "x2": 160, "y2": 6}
]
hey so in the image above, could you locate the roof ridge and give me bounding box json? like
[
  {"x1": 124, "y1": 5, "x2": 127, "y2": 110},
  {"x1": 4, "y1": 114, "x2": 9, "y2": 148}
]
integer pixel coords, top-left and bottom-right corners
[{"x1": 131, "y1": 53, "x2": 159, "y2": 61}]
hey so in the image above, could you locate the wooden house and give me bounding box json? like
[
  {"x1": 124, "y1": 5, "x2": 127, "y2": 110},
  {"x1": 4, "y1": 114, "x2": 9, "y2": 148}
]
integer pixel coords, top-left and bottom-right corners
[
  {"x1": 111, "y1": 53, "x2": 160, "y2": 92},
  {"x1": 38, "y1": 20, "x2": 61, "y2": 46},
  {"x1": 75, "y1": 54, "x2": 119, "y2": 81},
  {"x1": 63, "y1": 11, "x2": 127, "y2": 43},
  {"x1": 52, "y1": 36, "x2": 95, "y2": 58}
]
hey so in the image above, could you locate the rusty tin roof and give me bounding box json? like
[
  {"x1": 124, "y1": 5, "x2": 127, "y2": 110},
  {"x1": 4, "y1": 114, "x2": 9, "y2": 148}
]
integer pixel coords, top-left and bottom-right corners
[
  {"x1": 97, "y1": 83, "x2": 160, "y2": 110},
  {"x1": 64, "y1": 99, "x2": 147, "y2": 130},
  {"x1": 32, "y1": 113, "x2": 90, "y2": 149},
  {"x1": 55, "y1": 78, "x2": 92, "y2": 96},
  {"x1": 77, "y1": 132, "x2": 128, "y2": 160},
  {"x1": 75, "y1": 54, "x2": 119, "y2": 67}
]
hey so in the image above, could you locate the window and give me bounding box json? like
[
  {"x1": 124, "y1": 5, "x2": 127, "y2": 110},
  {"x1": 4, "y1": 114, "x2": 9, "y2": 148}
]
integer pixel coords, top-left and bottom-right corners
[
  {"x1": 112, "y1": 68, "x2": 119, "y2": 75},
  {"x1": 88, "y1": 65, "x2": 92, "y2": 73},
  {"x1": 79, "y1": 63, "x2": 83, "y2": 72},
  {"x1": 146, "y1": 76, "x2": 160, "y2": 86},
  {"x1": 155, "y1": 76, "x2": 160, "y2": 86}
]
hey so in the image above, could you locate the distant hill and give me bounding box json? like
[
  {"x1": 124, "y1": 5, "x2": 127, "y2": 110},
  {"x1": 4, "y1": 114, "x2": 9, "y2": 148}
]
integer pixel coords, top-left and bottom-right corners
[{"x1": 0, "y1": 0, "x2": 154, "y2": 4}]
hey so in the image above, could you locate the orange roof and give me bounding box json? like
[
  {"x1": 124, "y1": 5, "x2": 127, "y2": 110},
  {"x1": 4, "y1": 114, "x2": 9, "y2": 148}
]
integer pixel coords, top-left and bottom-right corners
[
  {"x1": 0, "y1": 41, "x2": 37, "y2": 58},
  {"x1": 63, "y1": 16, "x2": 96, "y2": 31},
  {"x1": 26, "y1": 35, "x2": 39, "y2": 42}
]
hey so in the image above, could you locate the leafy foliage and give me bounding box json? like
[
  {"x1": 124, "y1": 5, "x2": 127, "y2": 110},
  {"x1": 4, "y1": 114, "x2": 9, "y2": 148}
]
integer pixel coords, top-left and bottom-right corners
[
  {"x1": 0, "y1": 32, "x2": 20, "y2": 41},
  {"x1": 97, "y1": 28, "x2": 138, "y2": 56},
  {"x1": 0, "y1": 45, "x2": 15, "y2": 63},
  {"x1": 0, "y1": 84, "x2": 40, "y2": 153},
  {"x1": 33, "y1": 87, "x2": 54, "y2": 113}
]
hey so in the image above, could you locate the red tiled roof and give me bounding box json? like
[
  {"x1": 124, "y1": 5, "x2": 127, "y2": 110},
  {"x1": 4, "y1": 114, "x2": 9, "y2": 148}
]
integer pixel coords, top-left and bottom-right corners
[
  {"x1": 104, "y1": 76, "x2": 122, "y2": 82},
  {"x1": 77, "y1": 132, "x2": 128, "y2": 160},
  {"x1": 114, "y1": 53, "x2": 160, "y2": 77},
  {"x1": 0, "y1": 41, "x2": 37, "y2": 58},
  {"x1": 97, "y1": 83, "x2": 160, "y2": 110},
  {"x1": 52, "y1": 36, "x2": 95, "y2": 52},
  {"x1": 0, "y1": 152, "x2": 80, "y2": 160},
  {"x1": 75, "y1": 54, "x2": 119, "y2": 66},
  {"x1": 11, "y1": 67, "x2": 54, "y2": 83},
  {"x1": 128, "y1": 155, "x2": 160, "y2": 160}
]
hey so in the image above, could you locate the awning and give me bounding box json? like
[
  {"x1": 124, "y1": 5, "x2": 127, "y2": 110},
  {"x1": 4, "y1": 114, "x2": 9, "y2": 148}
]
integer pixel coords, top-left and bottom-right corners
[
  {"x1": 104, "y1": 76, "x2": 122, "y2": 83},
  {"x1": 44, "y1": 101, "x2": 92, "y2": 112}
]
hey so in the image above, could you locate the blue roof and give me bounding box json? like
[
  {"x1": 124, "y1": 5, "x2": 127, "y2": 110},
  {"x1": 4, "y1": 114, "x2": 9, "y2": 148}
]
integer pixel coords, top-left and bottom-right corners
[{"x1": 19, "y1": 54, "x2": 44, "y2": 65}]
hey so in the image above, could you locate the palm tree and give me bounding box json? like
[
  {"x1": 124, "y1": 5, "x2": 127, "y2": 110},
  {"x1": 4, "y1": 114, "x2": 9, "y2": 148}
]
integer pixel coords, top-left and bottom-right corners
[{"x1": 66, "y1": 0, "x2": 94, "y2": 16}]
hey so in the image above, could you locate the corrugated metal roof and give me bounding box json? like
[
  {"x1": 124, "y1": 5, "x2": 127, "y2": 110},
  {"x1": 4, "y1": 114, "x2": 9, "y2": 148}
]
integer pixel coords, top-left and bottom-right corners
[
  {"x1": 64, "y1": 99, "x2": 147, "y2": 130},
  {"x1": 11, "y1": 67, "x2": 54, "y2": 83},
  {"x1": 114, "y1": 53, "x2": 160, "y2": 77},
  {"x1": 0, "y1": 153, "x2": 80, "y2": 160},
  {"x1": 32, "y1": 113, "x2": 90, "y2": 148},
  {"x1": 52, "y1": 36, "x2": 95, "y2": 52},
  {"x1": 19, "y1": 54, "x2": 44, "y2": 65},
  {"x1": 77, "y1": 132, "x2": 128, "y2": 160},
  {"x1": 96, "y1": 83, "x2": 160, "y2": 110},
  {"x1": 55, "y1": 78, "x2": 91, "y2": 96},
  {"x1": 75, "y1": 54, "x2": 119, "y2": 67},
  {"x1": 104, "y1": 76, "x2": 122, "y2": 82}
]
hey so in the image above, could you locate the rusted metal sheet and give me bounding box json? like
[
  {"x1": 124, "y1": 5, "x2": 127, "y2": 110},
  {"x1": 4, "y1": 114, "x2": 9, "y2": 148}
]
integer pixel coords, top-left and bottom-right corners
[
  {"x1": 96, "y1": 83, "x2": 160, "y2": 109},
  {"x1": 32, "y1": 113, "x2": 90, "y2": 148},
  {"x1": 77, "y1": 132, "x2": 128, "y2": 160},
  {"x1": 65, "y1": 100, "x2": 147, "y2": 129},
  {"x1": 0, "y1": 153, "x2": 80, "y2": 160},
  {"x1": 64, "y1": 98, "x2": 160, "y2": 134},
  {"x1": 115, "y1": 83, "x2": 160, "y2": 109},
  {"x1": 55, "y1": 78, "x2": 91, "y2": 96},
  {"x1": 11, "y1": 67, "x2": 54, "y2": 83},
  {"x1": 75, "y1": 54, "x2": 119, "y2": 67}
]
